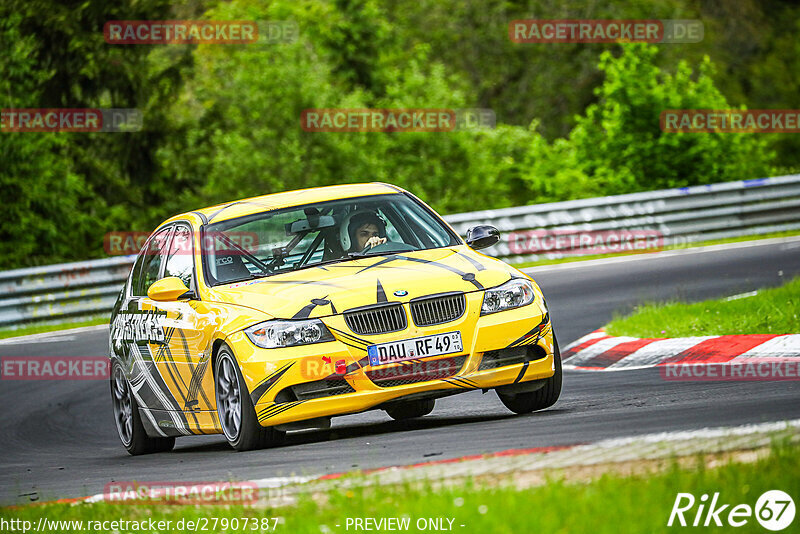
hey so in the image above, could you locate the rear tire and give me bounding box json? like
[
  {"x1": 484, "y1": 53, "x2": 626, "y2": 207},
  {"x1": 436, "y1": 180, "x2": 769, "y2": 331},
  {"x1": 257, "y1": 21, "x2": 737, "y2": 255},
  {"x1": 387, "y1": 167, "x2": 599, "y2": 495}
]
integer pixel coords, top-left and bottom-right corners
[
  {"x1": 497, "y1": 335, "x2": 562, "y2": 415},
  {"x1": 385, "y1": 399, "x2": 435, "y2": 420},
  {"x1": 215, "y1": 346, "x2": 284, "y2": 451},
  {"x1": 110, "y1": 360, "x2": 175, "y2": 455}
]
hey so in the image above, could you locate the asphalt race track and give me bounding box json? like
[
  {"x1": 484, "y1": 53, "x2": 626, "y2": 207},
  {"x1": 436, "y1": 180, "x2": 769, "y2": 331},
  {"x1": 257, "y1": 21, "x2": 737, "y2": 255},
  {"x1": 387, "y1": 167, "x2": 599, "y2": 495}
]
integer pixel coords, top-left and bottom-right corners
[{"x1": 1, "y1": 238, "x2": 799, "y2": 504}]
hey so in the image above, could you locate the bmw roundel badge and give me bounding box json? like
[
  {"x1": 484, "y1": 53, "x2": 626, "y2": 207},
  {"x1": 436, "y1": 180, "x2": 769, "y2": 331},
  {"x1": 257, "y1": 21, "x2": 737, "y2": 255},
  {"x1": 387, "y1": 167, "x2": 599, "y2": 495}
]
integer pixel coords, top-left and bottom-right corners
[{"x1": 393, "y1": 290, "x2": 409, "y2": 297}]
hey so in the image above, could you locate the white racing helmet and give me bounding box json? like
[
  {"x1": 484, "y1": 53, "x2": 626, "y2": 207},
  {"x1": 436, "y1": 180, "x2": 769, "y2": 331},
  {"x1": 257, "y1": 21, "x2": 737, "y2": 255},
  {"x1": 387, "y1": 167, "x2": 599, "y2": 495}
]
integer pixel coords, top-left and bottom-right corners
[{"x1": 340, "y1": 210, "x2": 387, "y2": 251}]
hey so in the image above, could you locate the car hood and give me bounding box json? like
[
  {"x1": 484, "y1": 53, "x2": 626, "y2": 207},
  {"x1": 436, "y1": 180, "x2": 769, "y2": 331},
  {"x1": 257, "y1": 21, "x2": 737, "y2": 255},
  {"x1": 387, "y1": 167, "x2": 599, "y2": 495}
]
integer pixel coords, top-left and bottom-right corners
[{"x1": 206, "y1": 247, "x2": 518, "y2": 320}]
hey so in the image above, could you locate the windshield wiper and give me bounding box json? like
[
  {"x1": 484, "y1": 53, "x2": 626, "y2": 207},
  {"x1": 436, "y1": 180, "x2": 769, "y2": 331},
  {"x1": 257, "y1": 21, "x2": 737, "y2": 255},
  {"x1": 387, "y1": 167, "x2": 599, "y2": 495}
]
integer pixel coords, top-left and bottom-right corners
[
  {"x1": 219, "y1": 271, "x2": 269, "y2": 285},
  {"x1": 347, "y1": 250, "x2": 385, "y2": 259},
  {"x1": 290, "y1": 257, "x2": 356, "y2": 273}
]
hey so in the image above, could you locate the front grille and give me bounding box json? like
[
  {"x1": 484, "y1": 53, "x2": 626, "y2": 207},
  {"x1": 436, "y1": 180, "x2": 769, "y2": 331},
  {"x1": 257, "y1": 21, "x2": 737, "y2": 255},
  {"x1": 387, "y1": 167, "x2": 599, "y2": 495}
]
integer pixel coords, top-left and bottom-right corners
[
  {"x1": 344, "y1": 303, "x2": 407, "y2": 335},
  {"x1": 367, "y1": 355, "x2": 467, "y2": 387},
  {"x1": 410, "y1": 293, "x2": 466, "y2": 327},
  {"x1": 478, "y1": 345, "x2": 546, "y2": 371},
  {"x1": 282, "y1": 378, "x2": 356, "y2": 402}
]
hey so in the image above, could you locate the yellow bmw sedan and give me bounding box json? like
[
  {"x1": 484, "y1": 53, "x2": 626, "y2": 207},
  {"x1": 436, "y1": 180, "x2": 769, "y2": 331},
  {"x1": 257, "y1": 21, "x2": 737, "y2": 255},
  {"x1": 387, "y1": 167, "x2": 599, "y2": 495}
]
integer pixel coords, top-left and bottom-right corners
[{"x1": 109, "y1": 183, "x2": 560, "y2": 454}]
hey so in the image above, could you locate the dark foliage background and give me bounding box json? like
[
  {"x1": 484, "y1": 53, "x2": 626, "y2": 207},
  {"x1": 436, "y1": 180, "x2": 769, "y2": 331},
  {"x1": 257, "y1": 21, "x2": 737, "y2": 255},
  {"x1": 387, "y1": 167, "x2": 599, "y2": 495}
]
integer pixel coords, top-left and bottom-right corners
[{"x1": 1, "y1": 0, "x2": 796, "y2": 268}]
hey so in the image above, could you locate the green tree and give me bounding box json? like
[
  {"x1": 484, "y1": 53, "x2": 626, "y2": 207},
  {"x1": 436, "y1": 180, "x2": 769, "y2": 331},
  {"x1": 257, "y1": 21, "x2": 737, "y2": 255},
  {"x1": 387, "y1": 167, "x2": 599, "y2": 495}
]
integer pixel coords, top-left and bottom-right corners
[
  {"x1": 159, "y1": 0, "x2": 529, "y2": 214},
  {"x1": 566, "y1": 44, "x2": 774, "y2": 194},
  {"x1": 0, "y1": 13, "x2": 94, "y2": 268},
  {"x1": 1, "y1": 0, "x2": 195, "y2": 268},
  {"x1": 2, "y1": 0, "x2": 793, "y2": 269}
]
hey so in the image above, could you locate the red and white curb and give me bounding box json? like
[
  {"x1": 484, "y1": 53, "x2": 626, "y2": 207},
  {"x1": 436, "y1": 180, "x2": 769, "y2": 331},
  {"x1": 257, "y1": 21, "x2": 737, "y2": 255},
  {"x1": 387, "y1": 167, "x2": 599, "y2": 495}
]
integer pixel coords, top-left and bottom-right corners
[
  {"x1": 309, "y1": 419, "x2": 800, "y2": 491},
  {"x1": 45, "y1": 419, "x2": 800, "y2": 507},
  {"x1": 561, "y1": 329, "x2": 800, "y2": 371}
]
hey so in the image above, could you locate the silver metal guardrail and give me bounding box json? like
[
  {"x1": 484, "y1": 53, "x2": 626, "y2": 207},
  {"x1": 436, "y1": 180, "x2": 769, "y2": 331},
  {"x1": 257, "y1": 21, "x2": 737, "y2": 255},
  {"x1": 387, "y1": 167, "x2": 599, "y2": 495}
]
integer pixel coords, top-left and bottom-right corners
[
  {"x1": 0, "y1": 257, "x2": 134, "y2": 329},
  {"x1": 1, "y1": 174, "x2": 799, "y2": 330},
  {"x1": 445, "y1": 173, "x2": 800, "y2": 262}
]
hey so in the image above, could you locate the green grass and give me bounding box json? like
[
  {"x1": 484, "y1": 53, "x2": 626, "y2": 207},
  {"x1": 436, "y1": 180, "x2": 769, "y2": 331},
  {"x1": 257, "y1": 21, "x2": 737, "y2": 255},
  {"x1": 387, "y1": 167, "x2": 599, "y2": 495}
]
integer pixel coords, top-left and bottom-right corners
[
  {"x1": 514, "y1": 229, "x2": 800, "y2": 269},
  {"x1": 2, "y1": 442, "x2": 798, "y2": 533},
  {"x1": 606, "y1": 277, "x2": 800, "y2": 338},
  {"x1": 0, "y1": 316, "x2": 108, "y2": 340}
]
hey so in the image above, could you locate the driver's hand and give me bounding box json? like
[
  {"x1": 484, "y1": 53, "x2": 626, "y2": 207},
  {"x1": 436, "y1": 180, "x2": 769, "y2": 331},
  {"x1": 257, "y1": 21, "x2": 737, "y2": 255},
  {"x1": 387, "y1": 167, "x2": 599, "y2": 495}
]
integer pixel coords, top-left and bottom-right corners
[{"x1": 366, "y1": 236, "x2": 387, "y2": 249}]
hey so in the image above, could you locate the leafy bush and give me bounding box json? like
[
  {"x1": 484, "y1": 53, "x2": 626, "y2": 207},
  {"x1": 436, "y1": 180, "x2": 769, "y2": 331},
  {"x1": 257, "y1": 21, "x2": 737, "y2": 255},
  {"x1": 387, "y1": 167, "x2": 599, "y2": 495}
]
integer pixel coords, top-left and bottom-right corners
[{"x1": 568, "y1": 44, "x2": 774, "y2": 194}]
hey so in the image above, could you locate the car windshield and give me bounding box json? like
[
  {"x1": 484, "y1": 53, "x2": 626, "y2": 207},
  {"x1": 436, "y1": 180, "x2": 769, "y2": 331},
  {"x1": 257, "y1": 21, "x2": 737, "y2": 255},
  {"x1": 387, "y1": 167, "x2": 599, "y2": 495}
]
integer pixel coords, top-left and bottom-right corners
[{"x1": 202, "y1": 193, "x2": 460, "y2": 285}]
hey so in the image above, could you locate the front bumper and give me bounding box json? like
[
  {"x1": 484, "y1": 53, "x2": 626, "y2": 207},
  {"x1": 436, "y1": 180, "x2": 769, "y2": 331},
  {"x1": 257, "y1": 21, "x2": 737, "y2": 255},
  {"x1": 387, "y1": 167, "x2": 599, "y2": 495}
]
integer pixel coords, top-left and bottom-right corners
[{"x1": 228, "y1": 292, "x2": 555, "y2": 427}]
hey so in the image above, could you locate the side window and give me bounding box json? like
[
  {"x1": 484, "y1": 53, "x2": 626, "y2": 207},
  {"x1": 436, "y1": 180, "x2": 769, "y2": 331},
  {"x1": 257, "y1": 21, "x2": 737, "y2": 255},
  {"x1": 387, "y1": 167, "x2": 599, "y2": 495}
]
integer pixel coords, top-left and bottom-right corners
[
  {"x1": 134, "y1": 227, "x2": 172, "y2": 297},
  {"x1": 164, "y1": 225, "x2": 194, "y2": 288},
  {"x1": 128, "y1": 249, "x2": 147, "y2": 296}
]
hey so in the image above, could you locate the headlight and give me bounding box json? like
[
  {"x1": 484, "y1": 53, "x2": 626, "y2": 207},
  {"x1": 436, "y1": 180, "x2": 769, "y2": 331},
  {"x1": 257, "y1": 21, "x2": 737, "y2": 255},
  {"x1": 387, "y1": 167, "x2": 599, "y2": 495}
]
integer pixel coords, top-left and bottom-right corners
[
  {"x1": 481, "y1": 278, "x2": 535, "y2": 315},
  {"x1": 245, "y1": 319, "x2": 334, "y2": 348}
]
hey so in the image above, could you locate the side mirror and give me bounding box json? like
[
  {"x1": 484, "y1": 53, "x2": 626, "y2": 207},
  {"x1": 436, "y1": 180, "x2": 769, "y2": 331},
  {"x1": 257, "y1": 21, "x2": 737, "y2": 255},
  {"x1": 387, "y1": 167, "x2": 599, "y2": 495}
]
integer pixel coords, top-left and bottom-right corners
[
  {"x1": 465, "y1": 225, "x2": 500, "y2": 250},
  {"x1": 147, "y1": 277, "x2": 193, "y2": 302}
]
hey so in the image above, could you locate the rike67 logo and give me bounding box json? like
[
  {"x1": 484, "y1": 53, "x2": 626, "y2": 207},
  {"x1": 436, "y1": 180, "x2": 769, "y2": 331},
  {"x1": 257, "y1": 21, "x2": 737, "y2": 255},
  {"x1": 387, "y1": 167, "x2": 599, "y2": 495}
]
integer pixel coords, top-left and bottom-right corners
[{"x1": 668, "y1": 490, "x2": 795, "y2": 531}]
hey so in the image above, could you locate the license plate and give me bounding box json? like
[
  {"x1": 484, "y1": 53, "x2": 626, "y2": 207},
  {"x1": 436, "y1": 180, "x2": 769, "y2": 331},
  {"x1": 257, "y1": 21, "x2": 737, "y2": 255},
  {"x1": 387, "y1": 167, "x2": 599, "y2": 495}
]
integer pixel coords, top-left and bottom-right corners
[{"x1": 367, "y1": 332, "x2": 463, "y2": 366}]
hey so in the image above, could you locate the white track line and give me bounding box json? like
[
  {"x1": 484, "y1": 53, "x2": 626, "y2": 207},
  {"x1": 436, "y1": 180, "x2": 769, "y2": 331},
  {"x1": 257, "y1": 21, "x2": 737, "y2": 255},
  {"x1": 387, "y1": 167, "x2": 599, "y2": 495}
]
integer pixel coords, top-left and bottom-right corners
[
  {"x1": 0, "y1": 324, "x2": 108, "y2": 345},
  {"x1": 593, "y1": 418, "x2": 800, "y2": 448}
]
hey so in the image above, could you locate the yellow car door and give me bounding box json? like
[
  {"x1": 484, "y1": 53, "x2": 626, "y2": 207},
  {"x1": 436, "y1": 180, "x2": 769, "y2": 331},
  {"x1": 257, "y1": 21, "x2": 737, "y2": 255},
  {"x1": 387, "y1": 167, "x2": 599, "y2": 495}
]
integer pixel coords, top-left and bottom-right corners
[{"x1": 140, "y1": 223, "x2": 220, "y2": 435}]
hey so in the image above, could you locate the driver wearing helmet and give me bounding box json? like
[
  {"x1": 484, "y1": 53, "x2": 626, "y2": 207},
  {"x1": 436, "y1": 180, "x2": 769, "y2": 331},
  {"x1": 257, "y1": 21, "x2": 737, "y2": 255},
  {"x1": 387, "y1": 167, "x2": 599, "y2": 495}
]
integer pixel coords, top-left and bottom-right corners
[{"x1": 343, "y1": 211, "x2": 387, "y2": 253}]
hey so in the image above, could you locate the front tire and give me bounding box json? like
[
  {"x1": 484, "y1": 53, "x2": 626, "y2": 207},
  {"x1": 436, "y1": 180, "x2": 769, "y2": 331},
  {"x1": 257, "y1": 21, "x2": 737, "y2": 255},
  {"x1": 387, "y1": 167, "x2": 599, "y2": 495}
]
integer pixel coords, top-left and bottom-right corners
[
  {"x1": 385, "y1": 399, "x2": 435, "y2": 420},
  {"x1": 110, "y1": 361, "x2": 175, "y2": 455},
  {"x1": 215, "y1": 346, "x2": 283, "y2": 451},
  {"x1": 497, "y1": 336, "x2": 563, "y2": 415}
]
